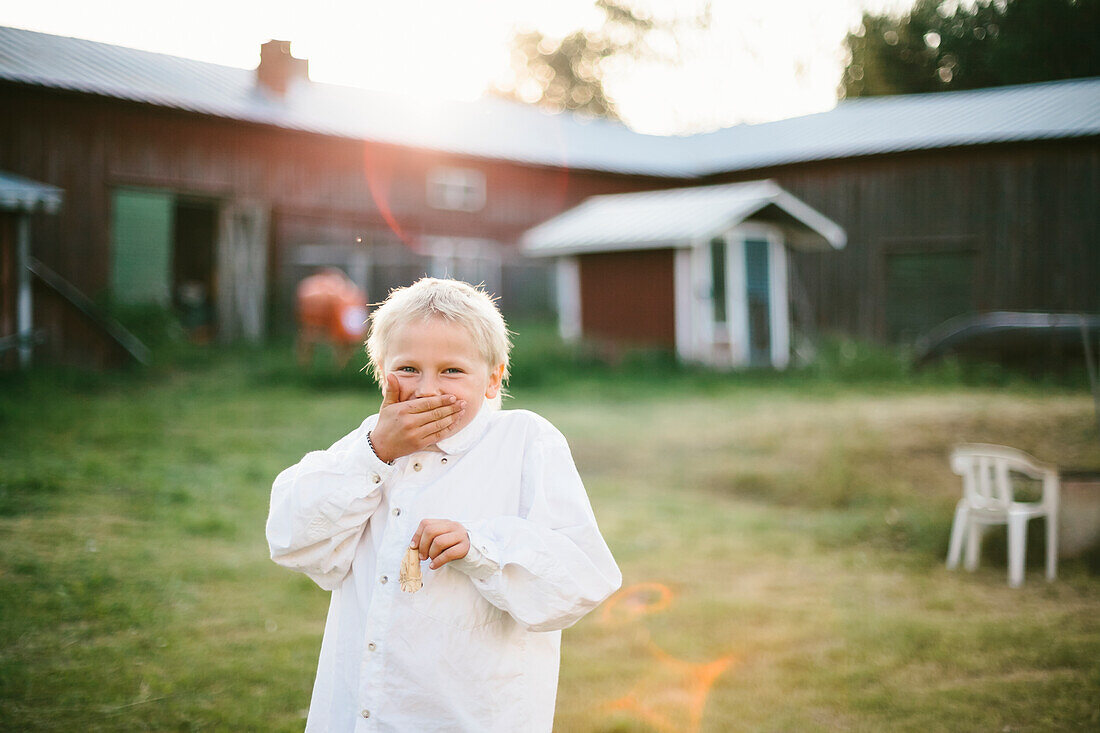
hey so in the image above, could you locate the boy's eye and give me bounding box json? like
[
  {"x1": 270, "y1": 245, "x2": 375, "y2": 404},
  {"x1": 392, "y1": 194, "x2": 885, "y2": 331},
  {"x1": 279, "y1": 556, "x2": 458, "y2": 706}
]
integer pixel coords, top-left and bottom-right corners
[
  {"x1": 443, "y1": 368, "x2": 464, "y2": 374},
  {"x1": 396, "y1": 366, "x2": 417, "y2": 373}
]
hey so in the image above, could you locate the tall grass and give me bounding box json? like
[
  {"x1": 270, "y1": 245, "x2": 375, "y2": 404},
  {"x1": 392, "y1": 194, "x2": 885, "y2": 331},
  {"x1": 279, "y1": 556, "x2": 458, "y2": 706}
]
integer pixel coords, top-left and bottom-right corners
[{"x1": 507, "y1": 321, "x2": 1092, "y2": 396}]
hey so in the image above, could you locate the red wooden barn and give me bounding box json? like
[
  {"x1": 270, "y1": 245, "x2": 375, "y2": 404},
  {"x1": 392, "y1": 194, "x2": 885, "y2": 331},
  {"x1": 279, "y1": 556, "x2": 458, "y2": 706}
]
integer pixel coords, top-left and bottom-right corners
[
  {"x1": 1, "y1": 25, "x2": 1097, "y2": 368},
  {"x1": 0, "y1": 27, "x2": 679, "y2": 365},
  {"x1": 525, "y1": 79, "x2": 1100, "y2": 365}
]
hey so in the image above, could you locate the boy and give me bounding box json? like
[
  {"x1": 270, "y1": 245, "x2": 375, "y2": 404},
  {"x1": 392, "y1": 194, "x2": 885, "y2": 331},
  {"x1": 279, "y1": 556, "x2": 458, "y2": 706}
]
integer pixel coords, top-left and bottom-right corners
[{"x1": 266, "y1": 277, "x2": 621, "y2": 732}]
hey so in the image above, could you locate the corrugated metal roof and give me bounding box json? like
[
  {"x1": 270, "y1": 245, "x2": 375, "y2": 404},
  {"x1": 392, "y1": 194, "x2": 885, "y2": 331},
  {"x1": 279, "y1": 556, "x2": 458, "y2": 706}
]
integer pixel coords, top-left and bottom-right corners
[
  {"x1": 0, "y1": 171, "x2": 63, "y2": 213},
  {"x1": 681, "y1": 79, "x2": 1100, "y2": 175},
  {"x1": 521, "y1": 180, "x2": 846, "y2": 256},
  {"x1": 0, "y1": 26, "x2": 691, "y2": 177},
  {"x1": 2, "y1": 25, "x2": 1098, "y2": 177}
]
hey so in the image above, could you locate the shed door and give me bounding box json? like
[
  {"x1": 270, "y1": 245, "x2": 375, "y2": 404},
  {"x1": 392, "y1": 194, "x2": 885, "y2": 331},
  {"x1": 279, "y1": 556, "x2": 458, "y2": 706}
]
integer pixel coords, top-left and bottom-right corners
[
  {"x1": 744, "y1": 238, "x2": 771, "y2": 366},
  {"x1": 110, "y1": 189, "x2": 174, "y2": 304},
  {"x1": 696, "y1": 229, "x2": 788, "y2": 368}
]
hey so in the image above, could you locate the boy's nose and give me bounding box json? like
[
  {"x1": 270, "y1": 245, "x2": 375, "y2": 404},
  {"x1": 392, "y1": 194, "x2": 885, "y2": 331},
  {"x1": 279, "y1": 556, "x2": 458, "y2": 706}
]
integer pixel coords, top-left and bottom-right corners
[{"x1": 413, "y1": 376, "x2": 442, "y2": 398}]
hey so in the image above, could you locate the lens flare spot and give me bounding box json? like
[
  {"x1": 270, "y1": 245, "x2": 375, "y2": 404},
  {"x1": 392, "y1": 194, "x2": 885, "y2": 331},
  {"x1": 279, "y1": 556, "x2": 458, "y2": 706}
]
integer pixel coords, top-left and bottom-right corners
[
  {"x1": 606, "y1": 652, "x2": 735, "y2": 733},
  {"x1": 600, "y1": 582, "x2": 674, "y2": 624},
  {"x1": 599, "y1": 583, "x2": 737, "y2": 733},
  {"x1": 361, "y1": 143, "x2": 413, "y2": 248}
]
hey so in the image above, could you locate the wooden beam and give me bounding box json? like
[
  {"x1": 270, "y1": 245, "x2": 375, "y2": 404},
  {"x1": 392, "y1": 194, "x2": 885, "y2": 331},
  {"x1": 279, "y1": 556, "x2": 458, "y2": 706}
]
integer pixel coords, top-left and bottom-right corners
[{"x1": 27, "y1": 256, "x2": 151, "y2": 365}]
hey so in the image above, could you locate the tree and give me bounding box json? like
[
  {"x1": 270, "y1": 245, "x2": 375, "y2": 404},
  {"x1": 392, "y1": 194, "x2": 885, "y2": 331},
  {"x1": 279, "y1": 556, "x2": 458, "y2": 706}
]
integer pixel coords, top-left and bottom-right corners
[
  {"x1": 495, "y1": 0, "x2": 708, "y2": 120},
  {"x1": 841, "y1": 0, "x2": 1100, "y2": 98}
]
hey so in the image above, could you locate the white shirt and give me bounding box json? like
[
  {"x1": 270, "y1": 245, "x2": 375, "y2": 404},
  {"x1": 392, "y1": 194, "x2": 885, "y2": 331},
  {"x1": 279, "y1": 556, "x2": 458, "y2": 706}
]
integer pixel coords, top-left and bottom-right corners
[{"x1": 266, "y1": 406, "x2": 622, "y2": 732}]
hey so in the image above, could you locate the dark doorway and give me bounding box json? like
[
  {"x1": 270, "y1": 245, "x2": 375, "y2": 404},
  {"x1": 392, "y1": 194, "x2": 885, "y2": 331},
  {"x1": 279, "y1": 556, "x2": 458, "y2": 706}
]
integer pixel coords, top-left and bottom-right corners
[{"x1": 173, "y1": 198, "x2": 218, "y2": 340}]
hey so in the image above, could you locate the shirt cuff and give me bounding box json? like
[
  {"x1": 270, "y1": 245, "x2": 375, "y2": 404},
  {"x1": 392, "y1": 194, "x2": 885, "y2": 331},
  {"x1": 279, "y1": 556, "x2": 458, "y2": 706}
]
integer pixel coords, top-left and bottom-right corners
[
  {"x1": 352, "y1": 434, "x2": 397, "y2": 495},
  {"x1": 450, "y1": 529, "x2": 500, "y2": 581}
]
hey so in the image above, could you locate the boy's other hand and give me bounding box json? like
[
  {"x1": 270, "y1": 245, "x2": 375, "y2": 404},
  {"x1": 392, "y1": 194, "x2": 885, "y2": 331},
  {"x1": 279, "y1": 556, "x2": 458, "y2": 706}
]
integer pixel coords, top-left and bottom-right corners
[
  {"x1": 369, "y1": 374, "x2": 466, "y2": 463},
  {"x1": 411, "y1": 519, "x2": 471, "y2": 570}
]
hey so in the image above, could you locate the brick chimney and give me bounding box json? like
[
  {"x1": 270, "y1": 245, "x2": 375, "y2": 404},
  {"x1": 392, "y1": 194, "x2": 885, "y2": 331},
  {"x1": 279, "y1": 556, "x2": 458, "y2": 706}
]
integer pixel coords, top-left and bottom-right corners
[{"x1": 257, "y1": 40, "x2": 309, "y2": 96}]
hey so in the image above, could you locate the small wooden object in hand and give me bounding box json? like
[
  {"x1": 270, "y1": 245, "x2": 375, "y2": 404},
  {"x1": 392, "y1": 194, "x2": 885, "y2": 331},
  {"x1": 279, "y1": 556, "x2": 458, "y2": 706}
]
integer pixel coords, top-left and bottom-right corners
[{"x1": 400, "y1": 546, "x2": 423, "y2": 593}]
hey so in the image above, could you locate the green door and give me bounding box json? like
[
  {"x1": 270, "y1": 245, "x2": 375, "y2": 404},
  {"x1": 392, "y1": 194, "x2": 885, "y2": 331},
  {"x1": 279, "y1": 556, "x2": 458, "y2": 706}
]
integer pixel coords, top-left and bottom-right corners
[
  {"x1": 110, "y1": 189, "x2": 174, "y2": 304},
  {"x1": 745, "y1": 238, "x2": 771, "y2": 366},
  {"x1": 885, "y1": 252, "x2": 975, "y2": 342}
]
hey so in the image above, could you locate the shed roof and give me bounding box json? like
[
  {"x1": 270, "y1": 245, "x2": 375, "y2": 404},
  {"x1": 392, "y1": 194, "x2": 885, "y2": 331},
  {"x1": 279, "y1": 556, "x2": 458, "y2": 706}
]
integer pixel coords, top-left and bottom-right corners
[
  {"x1": 0, "y1": 171, "x2": 63, "y2": 213},
  {"x1": 2, "y1": 25, "x2": 1098, "y2": 177},
  {"x1": 521, "y1": 180, "x2": 846, "y2": 256}
]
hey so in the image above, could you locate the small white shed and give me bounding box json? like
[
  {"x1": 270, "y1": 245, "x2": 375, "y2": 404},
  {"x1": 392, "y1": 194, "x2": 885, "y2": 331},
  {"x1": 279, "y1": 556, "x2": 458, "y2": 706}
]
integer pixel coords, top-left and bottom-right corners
[{"x1": 521, "y1": 180, "x2": 846, "y2": 368}]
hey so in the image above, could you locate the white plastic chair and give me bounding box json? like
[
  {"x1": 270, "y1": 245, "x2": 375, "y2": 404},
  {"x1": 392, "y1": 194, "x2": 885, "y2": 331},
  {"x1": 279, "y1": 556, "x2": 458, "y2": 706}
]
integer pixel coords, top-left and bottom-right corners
[{"x1": 946, "y1": 444, "x2": 1059, "y2": 587}]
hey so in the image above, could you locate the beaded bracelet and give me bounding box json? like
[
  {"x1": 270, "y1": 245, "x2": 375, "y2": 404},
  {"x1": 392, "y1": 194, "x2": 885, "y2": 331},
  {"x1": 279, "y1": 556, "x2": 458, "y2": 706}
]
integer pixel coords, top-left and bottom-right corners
[{"x1": 367, "y1": 431, "x2": 395, "y2": 465}]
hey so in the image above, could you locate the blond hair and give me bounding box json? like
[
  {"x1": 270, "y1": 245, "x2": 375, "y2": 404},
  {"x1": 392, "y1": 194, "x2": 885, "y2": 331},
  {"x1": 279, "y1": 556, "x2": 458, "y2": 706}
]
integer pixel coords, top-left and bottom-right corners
[{"x1": 366, "y1": 278, "x2": 511, "y2": 404}]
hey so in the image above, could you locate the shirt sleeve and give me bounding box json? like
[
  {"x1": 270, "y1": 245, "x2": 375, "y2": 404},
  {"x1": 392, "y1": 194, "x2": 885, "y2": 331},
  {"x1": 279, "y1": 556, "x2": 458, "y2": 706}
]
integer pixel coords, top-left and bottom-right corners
[
  {"x1": 265, "y1": 416, "x2": 395, "y2": 591},
  {"x1": 454, "y1": 425, "x2": 622, "y2": 632}
]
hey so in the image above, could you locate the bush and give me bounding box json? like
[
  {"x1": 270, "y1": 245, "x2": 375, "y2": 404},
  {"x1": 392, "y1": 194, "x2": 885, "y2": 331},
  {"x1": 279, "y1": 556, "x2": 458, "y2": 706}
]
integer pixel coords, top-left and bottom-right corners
[{"x1": 104, "y1": 303, "x2": 187, "y2": 351}]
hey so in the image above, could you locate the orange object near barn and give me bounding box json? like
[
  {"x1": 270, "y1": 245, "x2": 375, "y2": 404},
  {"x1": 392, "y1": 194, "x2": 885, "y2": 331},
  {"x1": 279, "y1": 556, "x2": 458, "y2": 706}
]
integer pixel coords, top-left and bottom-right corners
[{"x1": 296, "y1": 269, "x2": 368, "y2": 368}]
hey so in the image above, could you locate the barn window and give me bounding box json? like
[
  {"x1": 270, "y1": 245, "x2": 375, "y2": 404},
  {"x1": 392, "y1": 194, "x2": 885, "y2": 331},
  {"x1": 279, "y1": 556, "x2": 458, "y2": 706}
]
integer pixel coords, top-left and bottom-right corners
[
  {"x1": 426, "y1": 167, "x2": 486, "y2": 212},
  {"x1": 885, "y1": 251, "x2": 976, "y2": 341}
]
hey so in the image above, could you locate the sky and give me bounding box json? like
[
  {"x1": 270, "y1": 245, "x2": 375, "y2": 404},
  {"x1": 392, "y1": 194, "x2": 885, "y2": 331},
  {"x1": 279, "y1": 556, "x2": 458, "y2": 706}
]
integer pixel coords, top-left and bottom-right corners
[{"x1": 1, "y1": 0, "x2": 913, "y2": 135}]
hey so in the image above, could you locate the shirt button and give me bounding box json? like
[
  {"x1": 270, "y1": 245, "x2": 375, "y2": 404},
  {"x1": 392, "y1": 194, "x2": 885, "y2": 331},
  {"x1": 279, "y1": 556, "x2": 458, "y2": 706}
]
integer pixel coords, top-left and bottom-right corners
[
  {"x1": 370, "y1": 473, "x2": 381, "y2": 484},
  {"x1": 412, "y1": 462, "x2": 422, "y2": 472},
  {"x1": 392, "y1": 507, "x2": 401, "y2": 516},
  {"x1": 441, "y1": 457, "x2": 448, "y2": 464},
  {"x1": 379, "y1": 575, "x2": 388, "y2": 584},
  {"x1": 367, "y1": 641, "x2": 377, "y2": 651},
  {"x1": 361, "y1": 709, "x2": 370, "y2": 718}
]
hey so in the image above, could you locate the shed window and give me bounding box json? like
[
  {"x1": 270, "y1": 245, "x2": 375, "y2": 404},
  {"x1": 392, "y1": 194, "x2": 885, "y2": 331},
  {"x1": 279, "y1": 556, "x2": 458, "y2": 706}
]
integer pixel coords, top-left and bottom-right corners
[{"x1": 426, "y1": 167, "x2": 486, "y2": 212}]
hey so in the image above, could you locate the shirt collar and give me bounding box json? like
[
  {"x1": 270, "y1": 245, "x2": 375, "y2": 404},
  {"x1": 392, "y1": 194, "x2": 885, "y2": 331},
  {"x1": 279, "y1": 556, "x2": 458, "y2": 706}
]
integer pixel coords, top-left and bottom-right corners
[{"x1": 435, "y1": 403, "x2": 495, "y2": 455}]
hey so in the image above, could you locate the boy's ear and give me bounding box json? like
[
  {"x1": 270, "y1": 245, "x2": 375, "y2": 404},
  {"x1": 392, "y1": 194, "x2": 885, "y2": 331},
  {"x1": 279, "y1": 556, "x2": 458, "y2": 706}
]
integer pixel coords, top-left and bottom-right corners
[{"x1": 485, "y1": 363, "x2": 505, "y2": 399}]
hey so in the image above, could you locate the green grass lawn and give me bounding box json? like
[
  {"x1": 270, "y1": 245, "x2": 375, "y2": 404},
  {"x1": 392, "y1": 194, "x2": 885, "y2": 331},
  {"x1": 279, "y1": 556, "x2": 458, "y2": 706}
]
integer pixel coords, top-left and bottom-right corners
[{"x1": 1, "y1": 344, "x2": 1098, "y2": 731}]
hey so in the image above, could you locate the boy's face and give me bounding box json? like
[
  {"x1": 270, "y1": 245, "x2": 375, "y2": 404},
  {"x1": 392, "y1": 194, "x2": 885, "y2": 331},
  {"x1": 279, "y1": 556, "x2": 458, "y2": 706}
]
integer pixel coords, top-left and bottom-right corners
[{"x1": 383, "y1": 316, "x2": 504, "y2": 435}]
